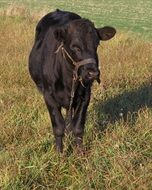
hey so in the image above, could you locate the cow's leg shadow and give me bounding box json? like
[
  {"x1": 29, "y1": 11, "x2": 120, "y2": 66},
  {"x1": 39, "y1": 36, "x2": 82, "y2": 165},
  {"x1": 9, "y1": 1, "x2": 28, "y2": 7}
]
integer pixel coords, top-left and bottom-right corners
[{"x1": 93, "y1": 81, "x2": 152, "y2": 132}]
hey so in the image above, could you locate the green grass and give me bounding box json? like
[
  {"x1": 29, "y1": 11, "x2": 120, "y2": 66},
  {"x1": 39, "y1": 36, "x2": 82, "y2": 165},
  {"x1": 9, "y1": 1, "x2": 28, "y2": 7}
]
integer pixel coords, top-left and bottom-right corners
[
  {"x1": 0, "y1": 5, "x2": 152, "y2": 190},
  {"x1": 0, "y1": 0, "x2": 152, "y2": 39}
]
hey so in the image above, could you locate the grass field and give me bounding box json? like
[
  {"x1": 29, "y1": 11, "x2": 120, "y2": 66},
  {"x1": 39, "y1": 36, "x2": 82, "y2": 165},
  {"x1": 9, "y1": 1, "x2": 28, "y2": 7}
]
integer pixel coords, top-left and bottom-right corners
[
  {"x1": 0, "y1": 0, "x2": 152, "y2": 39},
  {"x1": 0, "y1": 1, "x2": 152, "y2": 190}
]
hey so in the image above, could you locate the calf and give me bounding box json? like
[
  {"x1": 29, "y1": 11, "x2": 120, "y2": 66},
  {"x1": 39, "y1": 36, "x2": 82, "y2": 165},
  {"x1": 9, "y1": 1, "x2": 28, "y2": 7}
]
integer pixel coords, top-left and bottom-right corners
[{"x1": 29, "y1": 9, "x2": 116, "y2": 152}]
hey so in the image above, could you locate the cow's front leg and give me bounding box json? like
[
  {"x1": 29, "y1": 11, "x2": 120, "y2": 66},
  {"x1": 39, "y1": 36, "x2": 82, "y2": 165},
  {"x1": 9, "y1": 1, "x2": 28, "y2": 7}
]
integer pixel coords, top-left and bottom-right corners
[
  {"x1": 44, "y1": 91, "x2": 65, "y2": 152},
  {"x1": 72, "y1": 90, "x2": 91, "y2": 146}
]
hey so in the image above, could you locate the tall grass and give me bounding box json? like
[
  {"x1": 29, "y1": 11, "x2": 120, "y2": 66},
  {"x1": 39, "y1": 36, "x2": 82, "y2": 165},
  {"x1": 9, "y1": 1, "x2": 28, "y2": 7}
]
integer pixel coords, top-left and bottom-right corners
[{"x1": 0, "y1": 10, "x2": 152, "y2": 190}]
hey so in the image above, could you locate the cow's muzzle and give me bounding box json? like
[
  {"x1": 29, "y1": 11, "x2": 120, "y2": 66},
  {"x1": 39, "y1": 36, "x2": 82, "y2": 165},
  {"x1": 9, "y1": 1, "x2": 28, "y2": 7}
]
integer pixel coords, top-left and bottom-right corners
[{"x1": 88, "y1": 71, "x2": 100, "y2": 83}]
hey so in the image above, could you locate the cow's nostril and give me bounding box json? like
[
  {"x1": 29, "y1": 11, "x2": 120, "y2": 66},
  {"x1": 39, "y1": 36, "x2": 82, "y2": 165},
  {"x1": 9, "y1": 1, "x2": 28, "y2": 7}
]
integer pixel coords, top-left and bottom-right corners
[
  {"x1": 88, "y1": 72, "x2": 93, "y2": 76},
  {"x1": 88, "y1": 71, "x2": 99, "y2": 77}
]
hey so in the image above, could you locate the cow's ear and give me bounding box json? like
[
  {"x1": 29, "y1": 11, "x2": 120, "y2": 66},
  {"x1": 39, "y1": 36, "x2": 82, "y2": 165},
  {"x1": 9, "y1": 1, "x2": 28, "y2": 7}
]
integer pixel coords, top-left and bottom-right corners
[
  {"x1": 54, "y1": 28, "x2": 66, "y2": 42},
  {"x1": 97, "y1": 26, "x2": 116, "y2": 41}
]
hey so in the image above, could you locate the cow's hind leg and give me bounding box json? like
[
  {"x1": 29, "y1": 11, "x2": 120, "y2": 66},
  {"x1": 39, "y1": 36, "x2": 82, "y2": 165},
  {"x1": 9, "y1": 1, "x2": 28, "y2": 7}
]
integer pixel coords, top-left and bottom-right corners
[{"x1": 44, "y1": 91, "x2": 65, "y2": 152}]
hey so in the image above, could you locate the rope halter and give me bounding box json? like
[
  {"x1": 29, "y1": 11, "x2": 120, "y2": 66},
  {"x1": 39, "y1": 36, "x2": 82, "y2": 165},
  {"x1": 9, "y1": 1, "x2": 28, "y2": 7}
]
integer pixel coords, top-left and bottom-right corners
[
  {"x1": 55, "y1": 42, "x2": 96, "y2": 83},
  {"x1": 55, "y1": 43, "x2": 97, "y2": 126}
]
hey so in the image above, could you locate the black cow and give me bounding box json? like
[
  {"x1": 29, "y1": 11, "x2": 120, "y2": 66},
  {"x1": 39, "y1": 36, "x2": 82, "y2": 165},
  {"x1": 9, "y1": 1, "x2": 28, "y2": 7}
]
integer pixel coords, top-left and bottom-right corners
[{"x1": 29, "y1": 9, "x2": 116, "y2": 152}]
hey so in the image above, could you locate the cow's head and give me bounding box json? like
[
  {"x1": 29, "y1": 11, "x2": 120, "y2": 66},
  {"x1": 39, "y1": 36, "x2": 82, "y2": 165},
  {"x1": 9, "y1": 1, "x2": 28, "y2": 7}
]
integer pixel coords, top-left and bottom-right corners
[{"x1": 54, "y1": 19, "x2": 116, "y2": 84}]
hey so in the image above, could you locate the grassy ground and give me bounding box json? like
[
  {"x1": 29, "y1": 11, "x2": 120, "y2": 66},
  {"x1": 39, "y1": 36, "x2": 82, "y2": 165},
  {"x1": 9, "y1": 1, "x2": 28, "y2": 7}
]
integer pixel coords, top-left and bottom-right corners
[
  {"x1": 0, "y1": 0, "x2": 152, "y2": 39},
  {"x1": 0, "y1": 5, "x2": 152, "y2": 190}
]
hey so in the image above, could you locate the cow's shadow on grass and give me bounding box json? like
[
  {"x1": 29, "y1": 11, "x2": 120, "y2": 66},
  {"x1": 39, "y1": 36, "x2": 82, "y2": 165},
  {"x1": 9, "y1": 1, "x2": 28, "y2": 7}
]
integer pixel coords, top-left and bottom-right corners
[
  {"x1": 94, "y1": 81, "x2": 152, "y2": 131},
  {"x1": 66, "y1": 82, "x2": 152, "y2": 154}
]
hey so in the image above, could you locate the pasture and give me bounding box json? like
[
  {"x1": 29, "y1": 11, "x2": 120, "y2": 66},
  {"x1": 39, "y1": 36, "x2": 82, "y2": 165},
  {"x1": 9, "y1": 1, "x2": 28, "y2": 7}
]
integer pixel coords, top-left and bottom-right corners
[
  {"x1": 0, "y1": 1, "x2": 152, "y2": 189},
  {"x1": 0, "y1": 0, "x2": 152, "y2": 39}
]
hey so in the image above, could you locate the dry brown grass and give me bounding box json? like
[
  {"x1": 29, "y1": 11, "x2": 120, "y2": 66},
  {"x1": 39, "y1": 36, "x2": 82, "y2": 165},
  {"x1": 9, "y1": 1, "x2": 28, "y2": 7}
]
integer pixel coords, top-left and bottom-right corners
[{"x1": 0, "y1": 4, "x2": 51, "y2": 20}]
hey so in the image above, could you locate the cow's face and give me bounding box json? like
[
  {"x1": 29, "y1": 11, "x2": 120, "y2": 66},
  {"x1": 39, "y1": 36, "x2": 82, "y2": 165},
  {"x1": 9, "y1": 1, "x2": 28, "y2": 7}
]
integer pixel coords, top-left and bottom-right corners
[{"x1": 54, "y1": 19, "x2": 116, "y2": 83}]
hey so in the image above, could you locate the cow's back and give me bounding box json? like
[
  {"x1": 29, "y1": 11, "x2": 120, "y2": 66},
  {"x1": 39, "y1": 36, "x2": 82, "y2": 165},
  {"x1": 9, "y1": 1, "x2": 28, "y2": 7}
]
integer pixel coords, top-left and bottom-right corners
[
  {"x1": 29, "y1": 9, "x2": 81, "y2": 92},
  {"x1": 35, "y1": 9, "x2": 81, "y2": 41}
]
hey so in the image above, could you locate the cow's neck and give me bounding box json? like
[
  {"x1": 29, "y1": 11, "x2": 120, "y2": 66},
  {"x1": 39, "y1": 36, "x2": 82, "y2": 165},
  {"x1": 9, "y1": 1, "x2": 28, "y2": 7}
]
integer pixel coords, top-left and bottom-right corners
[{"x1": 55, "y1": 51, "x2": 75, "y2": 92}]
